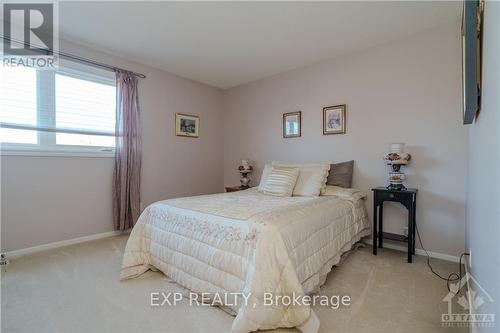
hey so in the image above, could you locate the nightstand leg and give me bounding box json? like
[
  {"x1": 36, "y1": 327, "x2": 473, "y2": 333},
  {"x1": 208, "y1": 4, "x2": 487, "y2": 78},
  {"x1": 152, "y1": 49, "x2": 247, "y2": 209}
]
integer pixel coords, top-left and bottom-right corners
[
  {"x1": 378, "y1": 202, "x2": 383, "y2": 248},
  {"x1": 373, "y1": 204, "x2": 377, "y2": 255},
  {"x1": 407, "y1": 202, "x2": 413, "y2": 263},
  {"x1": 412, "y1": 199, "x2": 416, "y2": 255}
]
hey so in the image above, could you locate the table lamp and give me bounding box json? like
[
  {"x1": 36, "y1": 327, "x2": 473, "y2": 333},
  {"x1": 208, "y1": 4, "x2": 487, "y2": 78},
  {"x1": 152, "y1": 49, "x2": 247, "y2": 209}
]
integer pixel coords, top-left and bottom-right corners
[
  {"x1": 384, "y1": 143, "x2": 411, "y2": 190},
  {"x1": 237, "y1": 159, "x2": 253, "y2": 189}
]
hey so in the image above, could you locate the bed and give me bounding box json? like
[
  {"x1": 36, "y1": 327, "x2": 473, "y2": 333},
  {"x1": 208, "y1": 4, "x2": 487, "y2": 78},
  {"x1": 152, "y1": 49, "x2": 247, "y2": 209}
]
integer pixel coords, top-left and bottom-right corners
[{"x1": 121, "y1": 186, "x2": 370, "y2": 333}]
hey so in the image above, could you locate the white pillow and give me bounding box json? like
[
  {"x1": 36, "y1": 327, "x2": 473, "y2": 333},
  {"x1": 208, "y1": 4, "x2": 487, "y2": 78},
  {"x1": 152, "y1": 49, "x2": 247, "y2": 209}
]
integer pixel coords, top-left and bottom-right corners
[
  {"x1": 258, "y1": 164, "x2": 272, "y2": 191},
  {"x1": 260, "y1": 166, "x2": 299, "y2": 197},
  {"x1": 272, "y1": 162, "x2": 330, "y2": 197}
]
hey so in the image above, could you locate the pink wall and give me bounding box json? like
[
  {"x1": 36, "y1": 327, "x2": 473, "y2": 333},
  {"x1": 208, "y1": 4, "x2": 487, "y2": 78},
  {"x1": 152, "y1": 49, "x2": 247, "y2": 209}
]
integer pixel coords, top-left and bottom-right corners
[
  {"x1": 1, "y1": 21, "x2": 467, "y2": 257},
  {"x1": 222, "y1": 22, "x2": 467, "y2": 256},
  {"x1": 1, "y1": 40, "x2": 224, "y2": 251}
]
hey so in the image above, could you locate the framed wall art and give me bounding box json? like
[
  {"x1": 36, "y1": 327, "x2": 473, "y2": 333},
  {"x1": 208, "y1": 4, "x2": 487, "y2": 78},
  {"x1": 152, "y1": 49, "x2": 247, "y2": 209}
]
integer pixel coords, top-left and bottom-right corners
[
  {"x1": 462, "y1": 0, "x2": 484, "y2": 124},
  {"x1": 175, "y1": 113, "x2": 199, "y2": 138},
  {"x1": 323, "y1": 104, "x2": 346, "y2": 135},
  {"x1": 283, "y1": 111, "x2": 301, "y2": 138}
]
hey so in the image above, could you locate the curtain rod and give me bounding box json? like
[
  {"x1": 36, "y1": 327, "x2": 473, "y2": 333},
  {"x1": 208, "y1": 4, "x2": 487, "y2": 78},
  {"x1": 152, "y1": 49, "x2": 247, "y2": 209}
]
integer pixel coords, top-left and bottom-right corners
[{"x1": 1, "y1": 36, "x2": 146, "y2": 79}]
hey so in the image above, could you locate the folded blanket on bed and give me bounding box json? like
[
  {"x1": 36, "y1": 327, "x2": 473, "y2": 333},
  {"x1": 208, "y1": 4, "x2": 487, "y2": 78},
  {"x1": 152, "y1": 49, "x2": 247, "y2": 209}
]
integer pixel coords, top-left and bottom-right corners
[{"x1": 121, "y1": 188, "x2": 369, "y2": 333}]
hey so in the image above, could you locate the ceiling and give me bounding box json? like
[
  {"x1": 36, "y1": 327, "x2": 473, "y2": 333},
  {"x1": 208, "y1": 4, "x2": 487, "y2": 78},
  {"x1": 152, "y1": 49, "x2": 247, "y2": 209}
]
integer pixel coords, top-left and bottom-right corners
[{"x1": 58, "y1": 1, "x2": 462, "y2": 89}]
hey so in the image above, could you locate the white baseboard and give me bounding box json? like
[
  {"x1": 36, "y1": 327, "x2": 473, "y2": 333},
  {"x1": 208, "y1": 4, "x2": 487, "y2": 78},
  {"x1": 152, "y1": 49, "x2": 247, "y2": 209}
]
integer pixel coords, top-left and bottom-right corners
[
  {"x1": 5, "y1": 230, "x2": 127, "y2": 259},
  {"x1": 363, "y1": 239, "x2": 460, "y2": 263}
]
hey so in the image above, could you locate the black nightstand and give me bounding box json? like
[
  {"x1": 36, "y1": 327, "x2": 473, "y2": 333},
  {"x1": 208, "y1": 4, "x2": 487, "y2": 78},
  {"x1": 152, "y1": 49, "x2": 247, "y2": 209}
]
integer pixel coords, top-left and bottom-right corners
[{"x1": 372, "y1": 187, "x2": 418, "y2": 263}]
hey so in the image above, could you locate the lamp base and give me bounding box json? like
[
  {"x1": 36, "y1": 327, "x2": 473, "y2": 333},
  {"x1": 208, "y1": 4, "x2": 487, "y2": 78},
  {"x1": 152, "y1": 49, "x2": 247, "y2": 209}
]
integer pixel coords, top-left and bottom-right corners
[
  {"x1": 387, "y1": 184, "x2": 407, "y2": 191},
  {"x1": 240, "y1": 174, "x2": 251, "y2": 188}
]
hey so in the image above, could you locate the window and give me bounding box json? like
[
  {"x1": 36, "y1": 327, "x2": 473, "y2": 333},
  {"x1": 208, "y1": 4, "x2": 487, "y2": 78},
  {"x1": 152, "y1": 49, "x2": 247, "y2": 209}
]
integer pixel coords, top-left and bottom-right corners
[
  {"x1": 0, "y1": 66, "x2": 38, "y2": 144},
  {"x1": 55, "y1": 73, "x2": 116, "y2": 147},
  {"x1": 0, "y1": 63, "x2": 116, "y2": 156}
]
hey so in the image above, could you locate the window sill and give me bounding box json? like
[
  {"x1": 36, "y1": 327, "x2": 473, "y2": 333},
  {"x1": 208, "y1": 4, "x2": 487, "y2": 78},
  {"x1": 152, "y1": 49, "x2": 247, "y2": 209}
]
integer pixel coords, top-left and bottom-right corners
[{"x1": 0, "y1": 147, "x2": 114, "y2": 158}]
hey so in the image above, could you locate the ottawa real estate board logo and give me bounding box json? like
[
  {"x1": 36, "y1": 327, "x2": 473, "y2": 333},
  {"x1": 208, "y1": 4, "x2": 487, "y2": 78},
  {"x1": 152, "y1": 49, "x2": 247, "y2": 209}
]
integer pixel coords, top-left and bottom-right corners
[
  {"x1": 2, "y1": 1, "x2": 58, "y2": 69},
  {"x1": 442, "y1": 272, "x2": 495, "y2": 328}
]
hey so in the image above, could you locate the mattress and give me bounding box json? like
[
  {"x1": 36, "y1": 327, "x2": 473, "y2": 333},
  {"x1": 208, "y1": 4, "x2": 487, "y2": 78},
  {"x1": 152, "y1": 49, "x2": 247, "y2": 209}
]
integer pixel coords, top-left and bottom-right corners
[{"x1": 121, "y1": 187, "x2": 370, "y2": 333}]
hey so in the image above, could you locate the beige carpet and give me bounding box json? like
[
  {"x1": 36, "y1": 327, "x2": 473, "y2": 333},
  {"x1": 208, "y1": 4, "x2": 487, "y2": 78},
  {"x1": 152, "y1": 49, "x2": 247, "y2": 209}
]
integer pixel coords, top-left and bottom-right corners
[{"x1": 1, "y1": 235, "x2": 465, "y2": 333}]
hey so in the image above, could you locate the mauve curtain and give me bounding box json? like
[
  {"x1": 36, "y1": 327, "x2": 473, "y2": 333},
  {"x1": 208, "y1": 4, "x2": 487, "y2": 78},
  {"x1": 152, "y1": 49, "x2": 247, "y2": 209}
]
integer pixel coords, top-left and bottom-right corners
[{"x1": 113, "y1": 70, "x2": 142, "y2": 231}]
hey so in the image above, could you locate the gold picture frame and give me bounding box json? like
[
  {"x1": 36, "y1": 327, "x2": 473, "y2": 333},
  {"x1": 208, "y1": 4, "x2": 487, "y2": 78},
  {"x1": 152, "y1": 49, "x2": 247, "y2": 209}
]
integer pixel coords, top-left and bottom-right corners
[
  {"x1": 283, "y1": 111, "x2": 301, "y2": 138},
  {"x1": 175, "y1": 113, "x2": 199, "y2": 138},
  {"x1": 323, "y1": 104, "x2": 346, "y2": 135}
]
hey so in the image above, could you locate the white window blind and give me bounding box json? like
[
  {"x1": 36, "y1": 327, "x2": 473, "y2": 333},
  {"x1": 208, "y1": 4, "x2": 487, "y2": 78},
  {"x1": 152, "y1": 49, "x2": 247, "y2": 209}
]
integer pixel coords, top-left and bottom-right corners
[
  {"x1": 0, "y1": 63, "x2": 116, "y2": 155},
  {"x1": 55, "y1": 73, "x2": 116, "y2": 147},
  {"x1": 0, "y1": 66, "x2": 38, "y2": 144}
]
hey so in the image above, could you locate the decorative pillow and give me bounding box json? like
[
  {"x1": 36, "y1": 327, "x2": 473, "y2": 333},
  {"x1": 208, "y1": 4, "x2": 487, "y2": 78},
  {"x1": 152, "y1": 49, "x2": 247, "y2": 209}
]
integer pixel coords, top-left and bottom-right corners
[
  {"x1": 327, "y1": 160, "x2": 354, "y2": 188},
  {"x1": 272, "y1": 162, "x2": 330, "y2": 197},
  {"x1": 258, "y1": 164, "x2": 272, "y2": 191},
  {"x1": 260, "y1": 167, "x2": 299, "y2": 197}
]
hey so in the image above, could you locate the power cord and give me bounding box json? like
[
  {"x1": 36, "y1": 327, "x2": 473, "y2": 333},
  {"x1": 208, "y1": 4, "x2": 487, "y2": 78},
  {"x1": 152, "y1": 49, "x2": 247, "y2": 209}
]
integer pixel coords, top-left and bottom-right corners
[{"x1": 415, "y1": 223, "x2": 469, "y2": 294}]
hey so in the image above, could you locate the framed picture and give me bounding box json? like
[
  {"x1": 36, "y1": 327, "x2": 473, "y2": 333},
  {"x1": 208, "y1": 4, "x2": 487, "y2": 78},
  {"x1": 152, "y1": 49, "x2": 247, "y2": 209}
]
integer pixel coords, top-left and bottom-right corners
[
  {"x1": 283, "y1": 111, "x2": 301, "y2": 138},
  {"x1": 461, "y1": 0, "x2": 484, "y2": 124},
  {"x1": 323, "y1": 104, "x2": 346, "y2": 135},
  {"x1": 175, "y1": 113, "x2": 199, "y2": 137}
]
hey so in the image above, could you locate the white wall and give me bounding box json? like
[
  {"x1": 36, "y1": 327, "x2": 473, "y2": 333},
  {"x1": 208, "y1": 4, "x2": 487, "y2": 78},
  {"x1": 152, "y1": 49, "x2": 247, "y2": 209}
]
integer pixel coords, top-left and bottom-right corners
[
  {"x1": 1, "y1": 40, "x2": 224, "y2": 251},
  {"x1": 223, "y1": 22, "x2": 467, "y2": 256},
  {"x1": 466, "y1": 1, "x2": 500, "y2": 329}
]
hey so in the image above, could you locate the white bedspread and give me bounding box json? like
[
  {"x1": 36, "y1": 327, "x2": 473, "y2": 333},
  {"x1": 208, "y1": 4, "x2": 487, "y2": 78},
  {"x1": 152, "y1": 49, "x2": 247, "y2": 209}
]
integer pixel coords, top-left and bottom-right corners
[{"x1": 121, "y1": 188, "x2": 370, "y2": 333}]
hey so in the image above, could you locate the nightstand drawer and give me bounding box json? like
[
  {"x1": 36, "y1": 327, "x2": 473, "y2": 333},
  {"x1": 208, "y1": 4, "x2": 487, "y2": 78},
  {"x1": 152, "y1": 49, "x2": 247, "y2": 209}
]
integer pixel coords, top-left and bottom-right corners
[
  {"x1": 372, "y1": 188, "x2": 416, "y2": 207},
  {"x1": 376, "y1": 190, "x2": 406, "y2": 202}
]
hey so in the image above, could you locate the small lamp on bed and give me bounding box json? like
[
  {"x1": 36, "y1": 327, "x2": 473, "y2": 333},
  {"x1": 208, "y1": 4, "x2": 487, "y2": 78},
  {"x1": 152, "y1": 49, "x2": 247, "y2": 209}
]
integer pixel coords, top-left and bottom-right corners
[
  {"x1": 384, "y1": 143, "x2": 411, "y2": 190},
  {"x1": 238, "y1": 159, "x2": 253, "y2": 189}
]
